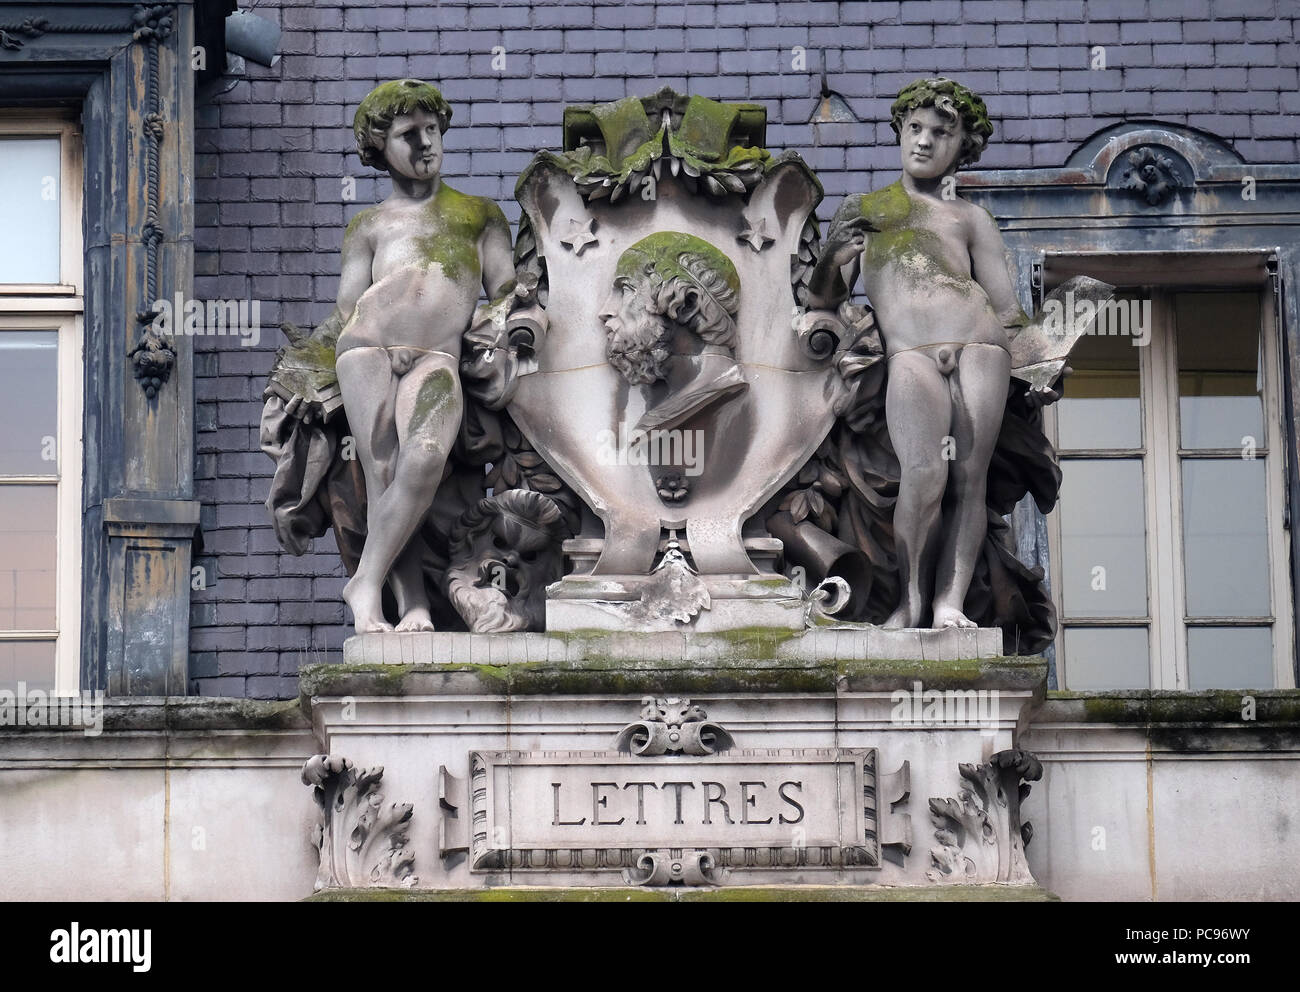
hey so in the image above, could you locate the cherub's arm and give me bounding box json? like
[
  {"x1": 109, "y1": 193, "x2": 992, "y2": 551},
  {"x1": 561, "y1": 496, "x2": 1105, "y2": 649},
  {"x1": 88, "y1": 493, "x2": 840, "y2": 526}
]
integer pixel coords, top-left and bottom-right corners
[
  {"x1": 806, "y1": 196, "x2": 871, "y2": 309},
  {"x1": 479, "y1": 201, "x2": 515, "y2": 300},
  {"x1": 336, "y1": 209, "x2": 376, "y2": 321},
  {"x1": 968, "y1": 205, "x2": 1030, "y2": 333}
]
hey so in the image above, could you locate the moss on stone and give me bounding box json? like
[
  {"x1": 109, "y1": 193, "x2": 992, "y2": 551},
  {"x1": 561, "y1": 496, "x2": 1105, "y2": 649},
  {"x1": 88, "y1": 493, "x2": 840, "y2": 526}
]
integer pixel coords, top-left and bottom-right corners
[
  {"x1": 305, "y1": 883, "x2": 1058, "y2": 902},
  {"x1": 300, "y1": 649, "x2": 1046, "y2": 699},
  {"x1": 589, "y1": 96, "x2": 656, "y2": 169},
  {"x1": 2, "y1": 697, "x2": 314, "y2": 735},
  {"x1": 860, "y1": 181, "x2": 912, "y2": 229},
  {"x1": 1049, "y1": 689, "x2": 1300, "y2": 726},
  {"x1": 859, "y1": 182, "x2": 969, "y2": 288},
  {"x1": 678, "y1": 883, "x2": 1058, "y2": 902},
  {"x1": 674, "y1": 95, "x2": 740, "y2": 161},
  {"x1": 707, "y1": 625, "x2": 803, "y2": 660},
  {"x1": 344, "y1": 206, "x2": 376, "y2": 242},
  {"x1": 306, "y1": 886, "x2": 671, "y2": 902},
  {"x1": 409, "y1": 367, "x2": 458, "y2": 432},
  {"x1": 409, "y1": 182, "x2": 488, "y2": 282}
]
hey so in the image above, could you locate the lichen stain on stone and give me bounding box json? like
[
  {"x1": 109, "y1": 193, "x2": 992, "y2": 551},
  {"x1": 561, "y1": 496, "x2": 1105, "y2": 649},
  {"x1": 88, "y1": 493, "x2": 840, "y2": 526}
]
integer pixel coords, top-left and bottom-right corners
[
  {"x1": 860, "y1": 182, "x2": 912, "y2": 230},
  {"x1": 413, "y1": 183, "x2": 488, "y2": 282},
  {"x1": 860, "y1": 182, "x2": 968, "y2": 290},
  {"x1": 410, "y1": 367, "x2": 458, "y2": 434},
  {"x1": 344, "y1": 206, "x2": 377, "y2": 241}
]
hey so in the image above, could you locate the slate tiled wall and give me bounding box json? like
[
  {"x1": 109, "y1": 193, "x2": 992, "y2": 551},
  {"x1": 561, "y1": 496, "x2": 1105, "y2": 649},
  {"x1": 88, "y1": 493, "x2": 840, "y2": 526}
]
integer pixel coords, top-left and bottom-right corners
[{"x1": 190, "y1": 0, "x2": 1300, "y2": 697}]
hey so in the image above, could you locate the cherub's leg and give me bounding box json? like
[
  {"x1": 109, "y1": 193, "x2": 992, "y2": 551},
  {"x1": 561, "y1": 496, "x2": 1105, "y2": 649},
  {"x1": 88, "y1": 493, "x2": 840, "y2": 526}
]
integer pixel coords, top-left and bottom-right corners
[
  {"x1": 883, "y1": 352, "x2": 953, "y2": 629},
  {"x1": 391, "y1": 539, "x2": 434, "y2": 632},
  {"x1": 931, "y1": 343, "x2": 1011, "y2": 629},
  {"x1": 336, "y1": 347, "x2": 400, "y2": 632},
  {"x1": 344, "y1": 354, "x2": 462, "y2": 632}
]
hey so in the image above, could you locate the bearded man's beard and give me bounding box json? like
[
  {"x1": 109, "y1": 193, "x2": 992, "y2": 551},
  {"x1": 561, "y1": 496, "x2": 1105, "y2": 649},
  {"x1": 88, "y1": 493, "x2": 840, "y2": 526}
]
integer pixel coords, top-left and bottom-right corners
[
  {"x1": 446, "y1": 561, "x2": 540, "y2": 633},
  {"x1": 606, "y1": 316, "x2": 671, "y2": 385}
]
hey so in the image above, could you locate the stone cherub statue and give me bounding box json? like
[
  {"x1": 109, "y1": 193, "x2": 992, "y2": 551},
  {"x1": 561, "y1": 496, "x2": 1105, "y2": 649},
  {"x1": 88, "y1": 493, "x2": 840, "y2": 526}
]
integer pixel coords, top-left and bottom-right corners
[
  {"x1": 331, "y1": 79, "x2": 516, "y2": 633},
  {"x1": 806, "y1": 78, "x2": 1067, "y2": 634},
  {"x1": 262, "y1": 80, "x2": 576, "y2": 635}
]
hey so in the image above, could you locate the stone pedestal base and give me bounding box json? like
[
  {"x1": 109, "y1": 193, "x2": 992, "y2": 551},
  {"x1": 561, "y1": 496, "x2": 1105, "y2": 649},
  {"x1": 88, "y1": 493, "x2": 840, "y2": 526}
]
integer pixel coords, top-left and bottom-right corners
[
  {"x1": 309, "y1": 632, "x2": 1043, "y2": 894},
  {"x1": 342, "y1": 625, "x2": 1005, "y2": 666},
  {"x1": 544, "y1": 573, "x2": 807, "y2": 632}
]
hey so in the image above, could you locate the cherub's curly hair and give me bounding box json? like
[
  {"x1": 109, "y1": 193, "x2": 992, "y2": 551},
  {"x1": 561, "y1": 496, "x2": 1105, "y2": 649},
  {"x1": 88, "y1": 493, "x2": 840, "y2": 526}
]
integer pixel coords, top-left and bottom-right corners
[
  {"x1": 353, "y1": 79, "x2": 453, "y2": 171},
  {"x1": 889, "y1": 77, "x2": 993, "y2": 168}
]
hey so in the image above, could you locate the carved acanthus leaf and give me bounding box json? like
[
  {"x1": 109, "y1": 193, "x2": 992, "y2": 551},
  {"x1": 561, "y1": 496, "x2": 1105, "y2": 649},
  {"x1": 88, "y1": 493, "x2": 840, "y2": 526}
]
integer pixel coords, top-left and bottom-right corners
[
  {"x1": 926, "y1": 748, "x2": 1042, "y2": 885},
  {"x1": 302, "y1": 754, "x2": 418, "y2": 891}
]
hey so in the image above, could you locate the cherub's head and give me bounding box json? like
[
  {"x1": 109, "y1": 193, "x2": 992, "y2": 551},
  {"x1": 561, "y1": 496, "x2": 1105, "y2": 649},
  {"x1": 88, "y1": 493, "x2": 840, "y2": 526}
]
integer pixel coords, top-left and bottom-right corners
[
  {"x1": 889, "y1": 77, "x2": 993, "y2": 178},
  {"x1": 354, "y1": 79, "x2": 454, "y2": 181},
  {"x1": 600, "y1": 232, "x2": 741, "y2": 385}
]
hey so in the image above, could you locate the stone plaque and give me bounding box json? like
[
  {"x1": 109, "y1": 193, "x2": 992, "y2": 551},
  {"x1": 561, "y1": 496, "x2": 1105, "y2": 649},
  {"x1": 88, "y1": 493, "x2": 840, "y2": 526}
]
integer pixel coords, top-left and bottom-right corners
[{"x1": 469, "y1": 748, "x2": 879, "y2": 874}]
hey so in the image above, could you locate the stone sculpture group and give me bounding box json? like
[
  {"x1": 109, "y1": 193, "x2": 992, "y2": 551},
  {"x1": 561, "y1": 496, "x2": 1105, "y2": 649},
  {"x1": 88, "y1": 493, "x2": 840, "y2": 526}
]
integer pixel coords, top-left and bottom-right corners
[{"x1": 263, "y1": 76, "x2": 1107, "y2": 651}]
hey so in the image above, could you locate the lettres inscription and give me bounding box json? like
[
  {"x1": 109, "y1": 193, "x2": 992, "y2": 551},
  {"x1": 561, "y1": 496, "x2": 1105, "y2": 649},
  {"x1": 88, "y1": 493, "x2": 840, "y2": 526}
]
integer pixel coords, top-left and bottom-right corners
[{"x1": 469, "y1": 748, "x2": 879, "y2": 873}]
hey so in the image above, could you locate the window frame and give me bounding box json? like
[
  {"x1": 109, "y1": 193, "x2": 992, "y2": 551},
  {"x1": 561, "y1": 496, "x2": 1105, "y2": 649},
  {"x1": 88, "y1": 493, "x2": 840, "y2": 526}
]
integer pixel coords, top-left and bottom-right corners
[
  {"x1": 1045, "y1": 272, "x2": 1295, "y2": 691},
  {"x1": 0, "y1": 114, "x2": 83, "y2": 296},
  {"x1": 0, "y1": 113, "x2": 85, "y2": 695}
]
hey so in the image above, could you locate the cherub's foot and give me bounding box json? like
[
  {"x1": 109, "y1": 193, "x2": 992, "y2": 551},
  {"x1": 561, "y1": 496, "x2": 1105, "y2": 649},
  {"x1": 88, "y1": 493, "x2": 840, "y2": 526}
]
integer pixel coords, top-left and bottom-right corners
[
  {"x1": 343, "y1": 577, "x2": 393, "y2": 633},
  {"x1": 883, "y1": 603, "x2": 923, "y2": 629},
  {"x1": 932, "y1": 602, "x2": 977, "y2": 629},
  {"x1": 395, "y1": 608, "x2": 435, "y2": 633}
]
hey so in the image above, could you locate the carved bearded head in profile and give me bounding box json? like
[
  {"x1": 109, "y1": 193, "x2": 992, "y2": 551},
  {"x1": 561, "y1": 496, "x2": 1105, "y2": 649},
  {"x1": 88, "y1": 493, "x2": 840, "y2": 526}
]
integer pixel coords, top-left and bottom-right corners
[
  {"x1": 599, "y1": 232, "x2": 741, "y2": 385},
  {"x1": 445, "y1": 490, "x2": 568, "y2": 633}
]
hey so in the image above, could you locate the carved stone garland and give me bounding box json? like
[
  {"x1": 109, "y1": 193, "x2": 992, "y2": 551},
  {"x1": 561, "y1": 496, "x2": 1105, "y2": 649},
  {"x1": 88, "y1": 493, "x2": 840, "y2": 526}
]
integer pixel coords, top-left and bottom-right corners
[{"x1": 128, "y1": 5, "x2": 179, "y2": 398}]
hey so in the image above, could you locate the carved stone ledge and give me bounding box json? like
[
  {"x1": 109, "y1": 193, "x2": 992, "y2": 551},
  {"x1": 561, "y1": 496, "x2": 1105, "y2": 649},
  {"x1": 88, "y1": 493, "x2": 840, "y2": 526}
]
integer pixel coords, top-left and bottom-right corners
[{"x1": 302, "y1": 754, "x2": 418, "y2": 891}]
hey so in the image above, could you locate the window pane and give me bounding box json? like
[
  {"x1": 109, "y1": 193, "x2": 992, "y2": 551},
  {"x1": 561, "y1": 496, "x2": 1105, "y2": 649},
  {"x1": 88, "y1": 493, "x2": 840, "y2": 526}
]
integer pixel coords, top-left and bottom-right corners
[
  {"x1": 1063, "y1": 626, "x2": 1149, "y2": 689},
  {"x1": 0, "y1": 137, "x2": 60, "y2": 284},
  {"x1": 0, "y1": 331, "x2": 59, "y2": 476},
  {"x1": 0, "y1": 485, "x2": 57, "y2": 630},
  {"x1": 1181, "y1": 459, "x2": 1270, "y2": 617},
  {"x1": 1059, "y1": 459, "x2": 1148, "y2": 617},
  {"x1": 1187, "y1": 627, "x2": 1273, "y2": 689},
  {"x1": 1056, "y1": 314, "x2": 1143, "y2": 450},
  {"x1": 1175, "y1": 293, "x2": 1263, "y2": 450},
  {"x1": 0, "y1": 639, "x2": 56, "y2": 692}
]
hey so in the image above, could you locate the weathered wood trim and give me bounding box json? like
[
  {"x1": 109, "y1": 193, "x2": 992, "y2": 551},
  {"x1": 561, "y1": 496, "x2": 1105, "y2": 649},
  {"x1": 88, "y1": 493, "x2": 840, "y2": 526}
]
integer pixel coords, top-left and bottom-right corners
[{"x1": 1, "y1": 3, "x2": 199, "y2": 695}]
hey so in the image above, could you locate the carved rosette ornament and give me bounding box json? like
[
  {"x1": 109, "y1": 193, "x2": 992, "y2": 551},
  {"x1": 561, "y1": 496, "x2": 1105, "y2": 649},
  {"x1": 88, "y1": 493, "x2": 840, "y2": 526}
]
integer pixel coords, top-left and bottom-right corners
[
  {"x1": 1121, "y1": 146, "x2": 1184, "y2": 205},
  {"x1": 302, "y1": 754, "x2": 418, "y2": 891},
  {"x1": 614, "y1": 696, "x2": 735, "y2": 756},
  {"x1": 926, "y1": 749, "x2": 1042, "y2": 885}
]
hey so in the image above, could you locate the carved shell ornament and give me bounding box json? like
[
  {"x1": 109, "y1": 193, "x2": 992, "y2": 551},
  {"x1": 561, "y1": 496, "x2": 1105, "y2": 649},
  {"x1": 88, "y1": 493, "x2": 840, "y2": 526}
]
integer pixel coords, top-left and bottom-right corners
[{"x1": 1121, "y1": 146, "x2": 1183, "y2": 205}]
